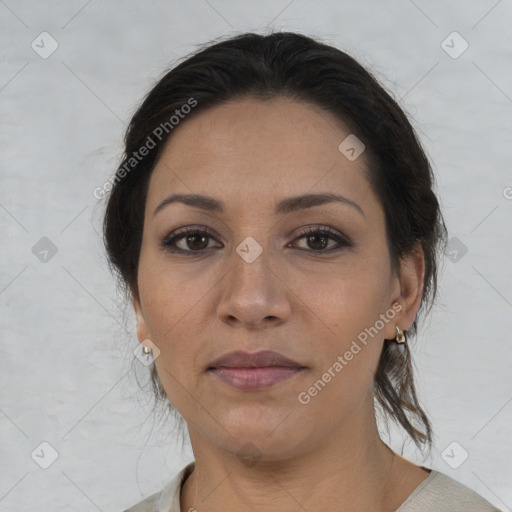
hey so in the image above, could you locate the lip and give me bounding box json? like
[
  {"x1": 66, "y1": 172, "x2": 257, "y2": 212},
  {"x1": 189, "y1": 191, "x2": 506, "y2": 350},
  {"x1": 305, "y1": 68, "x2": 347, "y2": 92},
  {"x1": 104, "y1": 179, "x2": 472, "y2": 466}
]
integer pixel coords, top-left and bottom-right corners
[
  {"x1": 208, "y1": 349, "x2": 303, "y2": 369},
  {"x1": 207, "y1": 350, "x2": 306, "y2": 391}
]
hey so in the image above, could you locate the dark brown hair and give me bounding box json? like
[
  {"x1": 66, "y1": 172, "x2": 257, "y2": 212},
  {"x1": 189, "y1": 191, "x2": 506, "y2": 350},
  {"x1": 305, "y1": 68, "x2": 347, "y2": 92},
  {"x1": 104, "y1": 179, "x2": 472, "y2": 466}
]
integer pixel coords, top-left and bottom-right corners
[{"x1": 102, "y1": 31, "x2": 448, "y2": 451}]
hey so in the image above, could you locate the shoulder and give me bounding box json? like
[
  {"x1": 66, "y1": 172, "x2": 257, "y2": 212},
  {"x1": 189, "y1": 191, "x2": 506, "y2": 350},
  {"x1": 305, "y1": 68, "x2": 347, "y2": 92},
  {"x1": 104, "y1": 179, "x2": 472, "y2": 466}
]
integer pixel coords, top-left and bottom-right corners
[
  {"x1": 397, "y1": 469, "x2": 502, "y2": 512},
  {"x1": 122, "y1": 462, "x2": 195, "y2": 512},
  {"x1": 122, "y1": 490, "x2": 160, "y2": 512}
]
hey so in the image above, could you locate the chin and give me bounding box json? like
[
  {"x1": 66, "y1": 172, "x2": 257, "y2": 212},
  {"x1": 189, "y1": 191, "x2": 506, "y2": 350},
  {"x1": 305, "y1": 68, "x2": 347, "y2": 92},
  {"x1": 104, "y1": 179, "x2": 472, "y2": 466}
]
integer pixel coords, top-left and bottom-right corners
[
  {"x1": 226, "y1": 435, "x2": 302, "y2": 465},
  {"x1": 211, "y1": 410, "x2": 309, "y2": 462}
]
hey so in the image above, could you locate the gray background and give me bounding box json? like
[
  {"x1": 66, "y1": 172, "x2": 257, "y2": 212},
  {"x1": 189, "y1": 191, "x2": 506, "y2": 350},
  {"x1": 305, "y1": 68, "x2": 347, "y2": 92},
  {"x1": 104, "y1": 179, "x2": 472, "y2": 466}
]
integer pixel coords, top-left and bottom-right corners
[{"x1": 1, "y1": 0, "x2": 511, "y2": 510}]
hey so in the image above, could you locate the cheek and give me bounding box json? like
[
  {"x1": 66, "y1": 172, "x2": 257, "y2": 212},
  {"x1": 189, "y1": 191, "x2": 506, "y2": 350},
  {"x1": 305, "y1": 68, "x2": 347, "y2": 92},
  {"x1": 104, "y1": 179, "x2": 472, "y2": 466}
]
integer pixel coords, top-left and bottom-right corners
[
  {"x1": 138, "y1": 248, "x2": 212, "y2": 334},
  {"x1": 297, "y1": 261, "x2": 390, "y2": 390},
  {"x1": 297, "y1": 282, "x2": 386, "y2": 419},
  {"x1": 137, "y1": 256, "x2": 208, "y2": 381},
  {"x1": 299, "y1": 258, "x2": 389, "y2": 341}
]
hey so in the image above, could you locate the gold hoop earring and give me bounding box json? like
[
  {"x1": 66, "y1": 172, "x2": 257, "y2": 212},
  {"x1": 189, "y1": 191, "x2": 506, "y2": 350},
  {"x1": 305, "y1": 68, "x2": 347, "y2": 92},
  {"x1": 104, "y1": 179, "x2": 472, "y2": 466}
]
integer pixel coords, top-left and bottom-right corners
[{"x1": 395, "y1": 325, "x2": 406, "y2": 344}]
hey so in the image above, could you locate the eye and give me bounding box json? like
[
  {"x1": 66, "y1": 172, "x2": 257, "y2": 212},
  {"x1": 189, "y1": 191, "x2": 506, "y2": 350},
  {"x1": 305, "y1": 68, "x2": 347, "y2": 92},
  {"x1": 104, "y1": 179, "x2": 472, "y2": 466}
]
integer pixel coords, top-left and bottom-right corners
[
  {"x1": 290, "y1": 226, "x2": 352, "y2": 252},
  {"x1": 160, "y1": 225, "x2": 352, "y2": 255},
  {"x1": 160, "y1": 226, "x2": 220, "y2": 254}
]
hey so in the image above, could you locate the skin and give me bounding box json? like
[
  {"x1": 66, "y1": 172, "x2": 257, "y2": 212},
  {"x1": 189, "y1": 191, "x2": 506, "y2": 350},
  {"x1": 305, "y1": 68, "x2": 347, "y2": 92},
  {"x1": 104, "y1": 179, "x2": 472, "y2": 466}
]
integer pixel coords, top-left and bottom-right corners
[{"x1": 132, "y1": 96, "x2": 430, "y2": 511}]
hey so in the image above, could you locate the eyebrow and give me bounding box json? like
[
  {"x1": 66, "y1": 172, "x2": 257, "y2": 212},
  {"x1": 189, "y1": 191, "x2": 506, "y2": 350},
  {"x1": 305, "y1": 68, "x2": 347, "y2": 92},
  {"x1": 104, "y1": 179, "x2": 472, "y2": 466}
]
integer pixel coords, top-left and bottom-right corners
[{"x1": 153, "y1": 192, "x2": 365, "y2": 218}]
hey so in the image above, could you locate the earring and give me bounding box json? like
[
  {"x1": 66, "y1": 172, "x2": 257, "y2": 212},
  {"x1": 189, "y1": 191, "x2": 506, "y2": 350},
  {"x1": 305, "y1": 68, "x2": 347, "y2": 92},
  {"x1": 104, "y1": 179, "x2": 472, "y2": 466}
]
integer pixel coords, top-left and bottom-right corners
[
  {"x1": 395, "y1": 325, "x2": 406, "y2": 344},
  {"x1": 142, "y1": 344, "x2": 152, "y2": 354}
]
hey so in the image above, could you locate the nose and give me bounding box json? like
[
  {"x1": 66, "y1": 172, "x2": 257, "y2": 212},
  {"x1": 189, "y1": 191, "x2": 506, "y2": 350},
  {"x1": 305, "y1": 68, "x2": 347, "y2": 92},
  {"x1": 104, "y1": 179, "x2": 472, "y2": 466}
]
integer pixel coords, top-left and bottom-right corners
[{"x1": 216, "y1": 243, "x2": 292, "y2": 329}]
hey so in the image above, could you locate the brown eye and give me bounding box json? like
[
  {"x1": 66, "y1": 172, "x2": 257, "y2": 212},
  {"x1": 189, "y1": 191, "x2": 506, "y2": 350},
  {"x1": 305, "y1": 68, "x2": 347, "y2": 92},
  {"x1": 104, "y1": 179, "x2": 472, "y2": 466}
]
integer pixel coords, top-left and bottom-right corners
[
  {"x1": 160, "y1": 227, "x2": 220, "y2": 254},
  {"x1": 182, "y1": 232, "x2": 209, "y2": 251},
  {"x1": 304, "y1": 232, "x2": 329, "y2": 250},
  {"x1": 292, "y1": 227, "x2": 352, "y2": 252}
]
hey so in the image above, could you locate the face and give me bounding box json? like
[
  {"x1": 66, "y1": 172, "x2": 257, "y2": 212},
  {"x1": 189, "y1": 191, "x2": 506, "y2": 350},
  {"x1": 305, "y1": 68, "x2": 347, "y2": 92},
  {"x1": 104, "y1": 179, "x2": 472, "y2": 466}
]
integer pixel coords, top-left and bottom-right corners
[{"x1": 133, "y1": 96, "x2": 422, "y2": 461}]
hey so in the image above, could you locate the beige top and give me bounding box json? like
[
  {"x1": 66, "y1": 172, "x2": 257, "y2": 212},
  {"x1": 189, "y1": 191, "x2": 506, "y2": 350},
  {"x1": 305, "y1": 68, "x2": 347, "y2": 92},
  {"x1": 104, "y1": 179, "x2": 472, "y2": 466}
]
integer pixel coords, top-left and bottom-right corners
[{"x1": 123, "y1": 462, "x2": 502, "y2": 512}]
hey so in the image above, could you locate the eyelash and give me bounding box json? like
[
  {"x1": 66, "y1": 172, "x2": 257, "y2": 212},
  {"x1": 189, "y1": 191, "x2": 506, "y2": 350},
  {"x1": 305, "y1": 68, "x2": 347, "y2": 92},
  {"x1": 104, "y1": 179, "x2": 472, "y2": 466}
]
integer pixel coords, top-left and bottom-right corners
[{"x1": 159, "y1": 225, "x2": 353, "y2": 255}]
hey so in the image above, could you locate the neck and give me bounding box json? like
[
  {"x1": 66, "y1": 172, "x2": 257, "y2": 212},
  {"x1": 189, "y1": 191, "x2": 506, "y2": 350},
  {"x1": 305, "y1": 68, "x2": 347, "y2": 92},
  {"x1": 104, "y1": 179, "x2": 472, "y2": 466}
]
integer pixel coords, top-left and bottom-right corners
[{"x1": 181, "y1": 405, "x2": 410, "y2": 511}]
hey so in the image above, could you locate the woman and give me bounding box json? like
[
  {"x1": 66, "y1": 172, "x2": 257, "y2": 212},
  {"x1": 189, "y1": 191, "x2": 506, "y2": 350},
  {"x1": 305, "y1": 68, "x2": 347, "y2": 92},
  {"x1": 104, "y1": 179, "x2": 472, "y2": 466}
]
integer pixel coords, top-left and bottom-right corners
[{"x1": 103, "y1": 31, "x2": 501, "y2": 511}]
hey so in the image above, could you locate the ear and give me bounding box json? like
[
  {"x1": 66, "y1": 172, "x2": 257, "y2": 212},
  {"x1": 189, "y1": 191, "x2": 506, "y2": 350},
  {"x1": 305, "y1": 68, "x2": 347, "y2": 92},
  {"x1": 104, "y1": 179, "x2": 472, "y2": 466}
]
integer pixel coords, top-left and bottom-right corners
[
  {"x1": 132, "y1": 292, "x2": 151, "y2": 344},
  {"x1": 384, "y1": 242, "x2": 425, "y2": 340}
]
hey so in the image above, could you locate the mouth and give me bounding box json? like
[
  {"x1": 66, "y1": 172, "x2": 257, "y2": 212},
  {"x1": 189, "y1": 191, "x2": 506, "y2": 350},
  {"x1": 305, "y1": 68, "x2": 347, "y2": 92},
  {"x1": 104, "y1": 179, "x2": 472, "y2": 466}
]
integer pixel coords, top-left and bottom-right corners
[{"x1": 207, "y1": 350, "x2": 307, "y2": 391}]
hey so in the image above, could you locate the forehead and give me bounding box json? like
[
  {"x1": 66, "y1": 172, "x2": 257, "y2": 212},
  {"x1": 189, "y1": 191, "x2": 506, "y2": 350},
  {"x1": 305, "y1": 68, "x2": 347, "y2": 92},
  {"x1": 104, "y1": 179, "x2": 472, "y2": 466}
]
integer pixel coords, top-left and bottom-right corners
[{"x1": 147, "y1": 96, "x2": 375, "y2": 217}]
